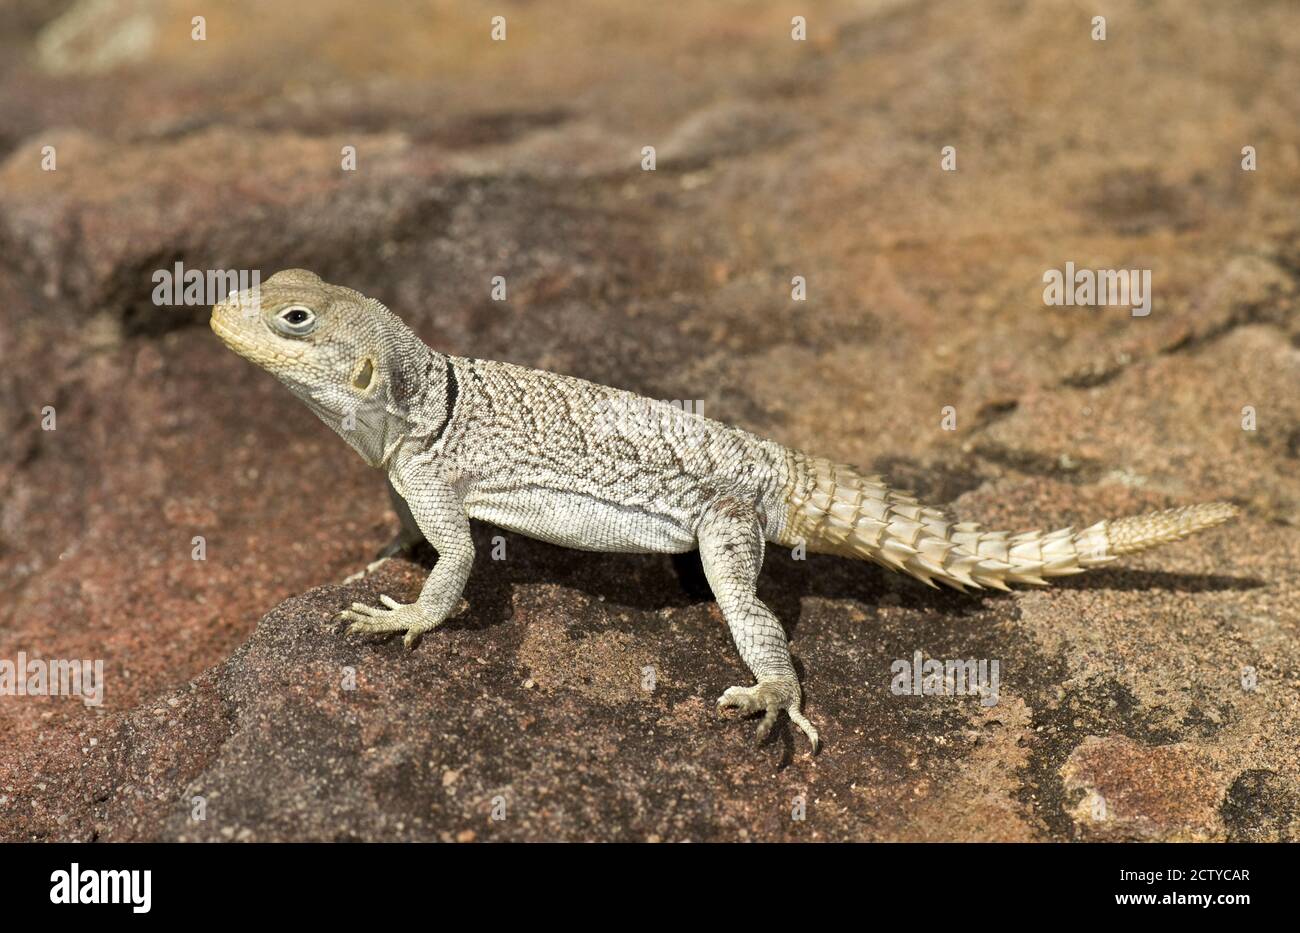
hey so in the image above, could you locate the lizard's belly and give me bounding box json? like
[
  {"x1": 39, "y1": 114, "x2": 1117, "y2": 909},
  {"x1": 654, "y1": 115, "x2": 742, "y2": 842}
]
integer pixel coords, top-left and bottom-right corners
[{"x1": 465, "y1": 486, "x2": 699, "y2": 554}]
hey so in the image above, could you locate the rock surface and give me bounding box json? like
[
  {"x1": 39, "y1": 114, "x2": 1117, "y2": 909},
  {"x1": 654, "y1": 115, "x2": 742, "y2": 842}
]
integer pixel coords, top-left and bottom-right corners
[{"x1": 1, "y1": 0, "x2": 1297, "y2": 841}]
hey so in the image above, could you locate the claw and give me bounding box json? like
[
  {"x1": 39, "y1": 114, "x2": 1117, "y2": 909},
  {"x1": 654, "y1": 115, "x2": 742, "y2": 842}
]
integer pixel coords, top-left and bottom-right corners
[
  {"x1": 788, "y1": 708, "x2": 821, "y2": 753},
  {"x1": 337, "y1": 596, "x2": 436, "y2": 643},
  {"x1": 716, "y1": 679, "x2": 820, "y2": 753}
]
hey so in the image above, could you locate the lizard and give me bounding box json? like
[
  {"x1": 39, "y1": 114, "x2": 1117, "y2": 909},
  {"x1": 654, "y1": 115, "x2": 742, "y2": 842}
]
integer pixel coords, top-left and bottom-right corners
[{"x1": 210, "y1": 269, "x2": 1239, "y2": 752}]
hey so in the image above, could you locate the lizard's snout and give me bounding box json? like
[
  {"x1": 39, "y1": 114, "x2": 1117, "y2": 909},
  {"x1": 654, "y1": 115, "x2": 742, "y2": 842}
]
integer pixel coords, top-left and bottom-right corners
[
  {"x1": 210, "y1": 287, "x2": 263, "y2": 344},
  {"x1": 209, "y1": 302, "x2": 235, "y2": 346},
  {"x1": 209, "y1": 299, "x2": 257, "y2": 357}
]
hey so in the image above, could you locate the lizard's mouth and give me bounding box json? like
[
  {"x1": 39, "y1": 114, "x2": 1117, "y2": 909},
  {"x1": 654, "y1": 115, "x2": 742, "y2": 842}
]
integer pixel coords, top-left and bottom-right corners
[
  {"x1": 210, "y1": 306, "x2": 305, "y2": 370},
  {"x1": 209, "y1": 309, "x2": 250, "y2": 354},
  {"x1": 210, "y1": 308, "x2": 277, "y2": 369}
]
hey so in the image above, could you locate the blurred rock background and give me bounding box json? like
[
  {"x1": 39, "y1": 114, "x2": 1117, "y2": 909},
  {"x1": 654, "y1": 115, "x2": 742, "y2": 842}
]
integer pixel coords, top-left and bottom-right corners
[{"x1": 0, "y1": 0, "x2": 1297, "y2": 841}]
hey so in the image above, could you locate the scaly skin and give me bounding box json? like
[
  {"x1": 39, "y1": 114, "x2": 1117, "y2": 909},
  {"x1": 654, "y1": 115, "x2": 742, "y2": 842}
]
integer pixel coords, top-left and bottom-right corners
[{"x1": 211, "y1": 269, "x2": 1238, "y2": 753}]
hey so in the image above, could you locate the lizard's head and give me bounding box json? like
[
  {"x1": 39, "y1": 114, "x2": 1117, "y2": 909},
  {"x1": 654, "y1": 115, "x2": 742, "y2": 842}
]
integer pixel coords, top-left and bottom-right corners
[
  {"x1": 211, "y1": 269, "x2": 426, "y2": 466},
  {"x1": 209, "y1": 268, "x2": 381, "y2": 401}
]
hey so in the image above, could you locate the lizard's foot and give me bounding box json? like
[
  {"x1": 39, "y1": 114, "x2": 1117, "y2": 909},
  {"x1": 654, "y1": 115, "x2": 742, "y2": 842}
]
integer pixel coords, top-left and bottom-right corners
[
  {"x1": 339, "y1": 596, "x2": 436, "y2": 649},
  {"x1": 717, "y1": 676, "x2": 820, "y2": 752}
]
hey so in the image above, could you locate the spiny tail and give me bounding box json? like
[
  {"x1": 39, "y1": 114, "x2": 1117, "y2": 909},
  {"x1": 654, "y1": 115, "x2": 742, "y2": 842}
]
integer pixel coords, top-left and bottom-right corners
[{"x1": 777, "y1": 451, "x2": 1238, "y2": 591}]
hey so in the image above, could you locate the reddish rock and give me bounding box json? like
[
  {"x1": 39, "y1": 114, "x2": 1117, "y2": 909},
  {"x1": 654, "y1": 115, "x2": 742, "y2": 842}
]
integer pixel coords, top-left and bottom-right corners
[{"x1": 1062, "y1": 736, "x2": 1228, "y2": 841}]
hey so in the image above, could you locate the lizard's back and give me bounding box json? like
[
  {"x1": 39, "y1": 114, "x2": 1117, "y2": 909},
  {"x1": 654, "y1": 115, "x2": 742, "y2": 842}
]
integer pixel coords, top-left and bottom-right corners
[{"x1": 436, "y1": 357, "x2": 790, "y2": 553}]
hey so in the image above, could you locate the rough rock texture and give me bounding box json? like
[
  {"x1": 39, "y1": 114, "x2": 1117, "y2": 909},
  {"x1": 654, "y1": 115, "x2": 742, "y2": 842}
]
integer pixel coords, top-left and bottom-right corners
[{"x1": 1, "y1": 0, "x2": 1297, "y2": 841}]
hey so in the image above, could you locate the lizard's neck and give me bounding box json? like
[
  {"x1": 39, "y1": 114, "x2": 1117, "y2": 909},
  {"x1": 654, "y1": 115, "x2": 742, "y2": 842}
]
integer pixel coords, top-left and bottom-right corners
[
  {"x1": 382, "y1": 344, "x2": 460, "y2": 468},
  {"x1": 311, "y1": 322, "x2": 452, "y2": 470}
]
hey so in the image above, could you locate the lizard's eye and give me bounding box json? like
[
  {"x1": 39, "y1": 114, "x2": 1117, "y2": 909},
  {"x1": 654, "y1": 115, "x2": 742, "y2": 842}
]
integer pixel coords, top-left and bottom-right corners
[{"x1": 273, "y1": 305, "x2": 317, "y2": 337}]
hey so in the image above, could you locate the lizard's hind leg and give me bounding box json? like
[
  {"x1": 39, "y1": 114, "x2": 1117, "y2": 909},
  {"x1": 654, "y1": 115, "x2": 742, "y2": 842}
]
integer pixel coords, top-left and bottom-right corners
[{"x1": 698, "y1": 497, "x2": 820, "y2": 752}]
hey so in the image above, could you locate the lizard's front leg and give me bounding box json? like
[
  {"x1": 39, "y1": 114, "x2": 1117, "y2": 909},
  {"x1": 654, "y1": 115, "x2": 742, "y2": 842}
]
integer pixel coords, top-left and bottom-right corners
[{"x1": 339, "y1": 475, "x2": 473, "y2": 649}]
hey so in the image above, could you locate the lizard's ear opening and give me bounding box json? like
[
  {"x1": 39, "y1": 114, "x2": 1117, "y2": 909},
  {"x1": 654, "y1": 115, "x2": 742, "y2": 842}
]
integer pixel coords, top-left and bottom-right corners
[{"x1": 352, "y1": 357, "x2": 375, "y2": 391}]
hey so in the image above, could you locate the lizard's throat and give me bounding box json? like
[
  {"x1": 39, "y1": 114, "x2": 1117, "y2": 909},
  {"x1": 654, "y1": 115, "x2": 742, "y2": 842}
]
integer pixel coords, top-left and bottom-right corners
[{"x1": 299, "y1": 386, "x2": 406, "y2": 469}]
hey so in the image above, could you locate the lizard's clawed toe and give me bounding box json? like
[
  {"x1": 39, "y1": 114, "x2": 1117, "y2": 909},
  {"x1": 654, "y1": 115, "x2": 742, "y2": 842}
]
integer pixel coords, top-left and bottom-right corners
[
  {"x1": 716, "y1": 684, "x2": 765, "y2": 715},
  {"x1": 788, "y1": 708, "x2": 821, "y2": 753},
  {"x1": 717, "y1": 679, "x2": 820, "y2": 753},
  {"x1": 338, "y1": 597, "x2": 434, "y2": 643}
]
